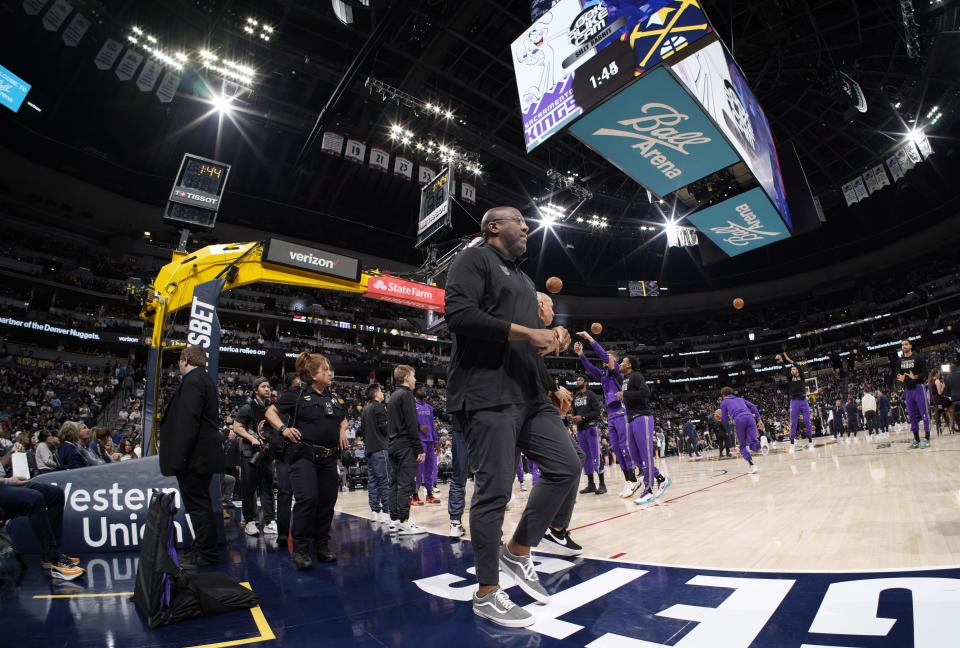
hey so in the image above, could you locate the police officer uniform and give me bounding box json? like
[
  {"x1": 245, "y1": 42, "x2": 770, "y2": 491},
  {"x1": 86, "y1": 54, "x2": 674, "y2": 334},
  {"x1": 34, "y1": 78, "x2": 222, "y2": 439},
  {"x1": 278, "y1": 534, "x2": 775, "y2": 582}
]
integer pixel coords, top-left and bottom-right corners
[{"x1": 273, "y1": 383, "x2": 345, "y2": 565}]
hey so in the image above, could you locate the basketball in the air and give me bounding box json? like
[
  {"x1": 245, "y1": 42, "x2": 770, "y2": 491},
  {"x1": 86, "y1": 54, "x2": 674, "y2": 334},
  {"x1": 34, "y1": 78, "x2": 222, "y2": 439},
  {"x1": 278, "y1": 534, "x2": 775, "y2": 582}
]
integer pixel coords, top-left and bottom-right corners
[
  {"x1": 546, "y1": 276, "x2": 563, "y2": 293},
  {"x1": 590, "y1": 322, "x2": 602, "y2": 335},
  {"x1": 733, "y1": 297, "x2": 745, "y2": 310}
]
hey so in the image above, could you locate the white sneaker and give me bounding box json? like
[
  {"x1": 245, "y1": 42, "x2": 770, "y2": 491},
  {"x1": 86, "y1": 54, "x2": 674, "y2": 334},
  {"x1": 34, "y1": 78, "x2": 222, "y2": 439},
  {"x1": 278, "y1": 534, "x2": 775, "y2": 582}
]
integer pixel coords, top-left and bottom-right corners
[
  {"x1": 632, "y1": 489, "x2": 655, "y2": 505},
  {"x1": 388, "y1": 518, "x2": 398, "y2": 532},
  {"x1": 449, "y1": 521, "x2": 465, "y2": 538},
  {"x1": 618, "y1": 481, "x2": 640, "y2": 498},
  {"x1": 760, "y1": 435, "x2": 770, "y2": 456},
  {"x1": 748, "y1": 464, "x2": 758, "y2": 474},
  {"x1": 381, "y1": 511, "x2": 392, "y2": 523},
  {"x1": 519, "y1": 482, "x2": 527, "y2": 491},
  {"x1": 398, "y1": 520, "x2": 428, "y2": 536},
  {"x1": 244, "y1": 521, "x2": 259, "y2": 536},
  {"x1": 263, "y1": 520, "x2": 278, "y2": 535}
]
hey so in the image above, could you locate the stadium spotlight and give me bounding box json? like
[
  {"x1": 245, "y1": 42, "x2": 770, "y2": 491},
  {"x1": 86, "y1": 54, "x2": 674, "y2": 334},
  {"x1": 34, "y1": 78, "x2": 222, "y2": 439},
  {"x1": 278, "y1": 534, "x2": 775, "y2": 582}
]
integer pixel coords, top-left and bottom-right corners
[
  {"x1": 211, "y1": 93, "x2": 234, "y2": 115},
  {"x1": 664, "y1": 219, "x2": 679, "y2": 247},
  {"x1": 748, "y1": 332, "x2": 755, "y2": 341},
  {"x1": 906, "y1": 128, "x2": 925, "y2": 146}
]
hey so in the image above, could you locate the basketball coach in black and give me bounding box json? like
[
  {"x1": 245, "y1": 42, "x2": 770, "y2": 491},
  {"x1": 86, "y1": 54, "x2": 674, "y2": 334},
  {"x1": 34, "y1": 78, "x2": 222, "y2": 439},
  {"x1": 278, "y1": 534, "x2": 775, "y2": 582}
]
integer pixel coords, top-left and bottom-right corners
[
  {"x1": 445, "y1": 205, "x2": 580, "y2": 627},
  {"x1": 159, "y1": 345, "x2": 221, "y2": 569}
]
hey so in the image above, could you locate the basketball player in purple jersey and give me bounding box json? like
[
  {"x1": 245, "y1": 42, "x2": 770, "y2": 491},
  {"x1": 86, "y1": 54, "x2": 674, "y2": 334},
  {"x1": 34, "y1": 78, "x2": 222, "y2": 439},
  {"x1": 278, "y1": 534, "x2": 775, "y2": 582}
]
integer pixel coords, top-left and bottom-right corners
[
  {"x1": 570, "y1": 375, "x2": 606, "y2": 495},
  {"x1": 776, "y1": 351, "x2": 813, "y2": 450},
  {"x1": 574, "y1": 332, "x2": 640, "y2": 498},
  {"x1": 718, "y1": 386, "x2": 766, "y2": 474},
  {"x1": 414, "y1": 386, "x2": 441, "y2": 504},
  {"x1": 617, "y1": 356, "x2": 671, "y2": 505},
  {"x1": 897, "y1": 339, "x2": 931, "y2": 449}
]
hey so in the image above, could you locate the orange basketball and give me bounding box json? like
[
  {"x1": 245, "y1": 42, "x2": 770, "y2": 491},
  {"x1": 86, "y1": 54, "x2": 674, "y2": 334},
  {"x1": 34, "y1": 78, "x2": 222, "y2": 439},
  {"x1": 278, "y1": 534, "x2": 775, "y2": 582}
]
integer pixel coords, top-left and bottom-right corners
[
  {"x1": 733, "y1": 297, "x2": 745, "y2": 310},
  {"x1": 590, "y1": 322, "x2": 603, "y2": 335},
  {"x1": 546, "y1": 276, "x2": 563, "y2": 294}
]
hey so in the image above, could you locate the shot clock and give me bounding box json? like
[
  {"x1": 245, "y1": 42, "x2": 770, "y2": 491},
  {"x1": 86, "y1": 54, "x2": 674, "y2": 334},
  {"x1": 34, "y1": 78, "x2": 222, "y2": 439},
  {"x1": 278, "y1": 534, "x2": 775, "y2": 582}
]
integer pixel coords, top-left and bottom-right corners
[
  {"x1": 571, "y1": 40, "x2": 635, "y2": 111},
  {"x1": 416, "y1": 164, "x2": 454, "y2": 248},
  {"x1": 164, "y1": 154, "x2": 232, "y2": 229}
]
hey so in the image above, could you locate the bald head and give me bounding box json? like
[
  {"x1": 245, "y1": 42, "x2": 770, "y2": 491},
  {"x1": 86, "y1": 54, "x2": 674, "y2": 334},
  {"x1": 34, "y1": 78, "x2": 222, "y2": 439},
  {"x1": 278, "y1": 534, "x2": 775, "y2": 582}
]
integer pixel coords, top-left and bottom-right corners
[
  {"x1": 537, "y1": 291, "x2": 554, "y2": 326},
  {"x1": 479, "y1": 206, "x2": 528, "y2": 259}
]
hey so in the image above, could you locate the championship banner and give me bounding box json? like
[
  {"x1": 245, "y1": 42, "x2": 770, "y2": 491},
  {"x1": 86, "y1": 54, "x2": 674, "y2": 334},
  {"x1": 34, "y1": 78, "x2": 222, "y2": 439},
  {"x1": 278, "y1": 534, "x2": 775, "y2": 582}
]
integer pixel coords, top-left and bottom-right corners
[
  {"x1": 364, "y1": 275, "x2": 445, "y2": 312},
  {"x1": 136, "y1": 58, "x2": 162, "y2": 92},
  {"x1": 41, "y1": 0, "x2": 71, "y2": 32},
  {"x1": 871, "y1": 164, "x2": 890, "y2": 190},
  {"x1": 23, "y1": 0, "x2": 48, "y2": 16},
  {"x1": 369, "y1": 145, "x2": 390, "y2": 172},
  {"x1": 852, "y1": 176, "x2": 869, "y2": 202},
  {"x1": 61, "y1": 12, "x2": 90, "y2": 46},
  {"x1": 345, "y1": 138, "x2": 366, "y2": 164},
  {"x1": 155, "y1": 70, "x2": 180, "y2": 103},
  {"x1": 394, "y1": 155, "x2": 413, "y2": 180},
  {"x1": 115, "y1": 49, "x2": 144, "y2": 81},
  {"x1": 886, "y1": 154, "x2": 904, "y2": 182},
  {"x1": 862, "y1": 170, "x2": 878, "y2": 195},
  {"x1": 186, "y1": 277, "x2": 226, "y2": 382},
  {"x1": 841, "y1": 181, "x2": 858, "y2": 207},
  {"x1": 321, "y1": 131, "x2": 344, "y2": 156},
  {"x1": 461, "y1": 180, "x2": 476, "y2": 205},
  {"x1": 419, "y1": 164, "x2": 436, "y2": 186},
  {"x1": 94, "y1": 38, "x2": 123, "y2": 71},
  {"x1": 915, "y1": 131, "x2": 933, "y2": 158},
  {"x1": 8, "y1": 457, "x2": 222, "y2": 553}
]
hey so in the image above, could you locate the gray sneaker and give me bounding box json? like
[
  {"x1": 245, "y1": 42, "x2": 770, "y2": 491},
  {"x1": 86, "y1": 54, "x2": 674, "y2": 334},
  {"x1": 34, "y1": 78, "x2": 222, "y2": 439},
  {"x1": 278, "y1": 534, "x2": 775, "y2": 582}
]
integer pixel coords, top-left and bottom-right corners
[
  {"x1": 472, "y1": 588, "x2": 535, "y2": 628},
  {"x1": 499, "y1": 546, "x2": 550, "y2": 603}
]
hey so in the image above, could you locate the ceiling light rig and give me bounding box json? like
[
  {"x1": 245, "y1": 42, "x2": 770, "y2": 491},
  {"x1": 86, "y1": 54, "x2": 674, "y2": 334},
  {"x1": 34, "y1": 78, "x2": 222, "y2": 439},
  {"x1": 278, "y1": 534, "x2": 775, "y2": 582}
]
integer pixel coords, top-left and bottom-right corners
[
  {"x1": 388, "y1": 124, "x2": 482, "y2": 175},
  {"x1": 243, "y1": 16, "x2": 274, "y2": 42},
  {"x1": 365, "y1": 77, "x2": 467, "y2": 125},
  {"x1": 199, "y1": 50, "x2": 255, "y2": 87},
  {"x1": 127, "y1": 27, "x2": 185, "y2": 71}
]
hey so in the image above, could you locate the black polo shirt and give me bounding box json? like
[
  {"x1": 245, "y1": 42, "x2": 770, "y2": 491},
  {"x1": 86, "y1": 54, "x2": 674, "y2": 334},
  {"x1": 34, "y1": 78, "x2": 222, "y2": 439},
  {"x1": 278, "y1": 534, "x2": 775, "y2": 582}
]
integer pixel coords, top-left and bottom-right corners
[
  {"x1": 274, "y1": 386, "x2": 345, "y2": 447},
  {"x1": 444, "y1": 244, "x2": 547, "y2": 413}
]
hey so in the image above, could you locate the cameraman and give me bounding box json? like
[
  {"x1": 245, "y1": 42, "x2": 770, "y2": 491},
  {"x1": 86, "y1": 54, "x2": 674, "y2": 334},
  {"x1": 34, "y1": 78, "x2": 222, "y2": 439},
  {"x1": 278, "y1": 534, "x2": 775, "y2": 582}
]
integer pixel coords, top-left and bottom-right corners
[{"x1": 233, "y1": 377, "x2": 277, "y2": 537}]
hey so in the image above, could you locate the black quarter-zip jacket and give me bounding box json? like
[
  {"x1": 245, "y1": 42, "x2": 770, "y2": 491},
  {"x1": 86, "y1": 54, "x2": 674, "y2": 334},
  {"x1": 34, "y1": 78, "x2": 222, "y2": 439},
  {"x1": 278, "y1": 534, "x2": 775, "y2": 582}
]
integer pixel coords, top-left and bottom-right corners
[{"x1": 444, "y1": 244, "x2": 549, "y2": 413}]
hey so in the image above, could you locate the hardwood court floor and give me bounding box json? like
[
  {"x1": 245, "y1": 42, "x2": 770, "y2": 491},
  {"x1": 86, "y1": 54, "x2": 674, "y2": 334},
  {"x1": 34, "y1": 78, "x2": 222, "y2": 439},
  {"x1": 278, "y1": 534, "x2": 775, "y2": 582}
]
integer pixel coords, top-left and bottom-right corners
[{"x1": 337, "y1": 424, "x2": 960, "y2": 572}]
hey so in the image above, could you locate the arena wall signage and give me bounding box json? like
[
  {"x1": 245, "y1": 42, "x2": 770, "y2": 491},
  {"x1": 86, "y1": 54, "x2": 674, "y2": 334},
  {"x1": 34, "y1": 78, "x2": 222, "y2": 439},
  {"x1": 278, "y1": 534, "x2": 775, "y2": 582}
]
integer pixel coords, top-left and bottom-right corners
[
  {"x1": 568, "y1": 66, "x2": 740, "y2": 198},
  {"x1": 8, "y1": 456, "x2": 222, "y2": 553},
  {"x1": 0, "y1": 63, "x2": 31, "y2": 113},
  {"x1": 0, "y1": 315, "x2": 142, "y2": 343},
  {"x1": 512, "y1": 0, "x2": 714, "y2": 152},
  {"x1": 685, "y1": 186, "x2": 791, "y2": 256},
  {"x1": 364, "y1": 275, "x2": 445, "y2": 313},
  {"x1": 262, "y1": 238, "x2": 362, "y2": 282}
]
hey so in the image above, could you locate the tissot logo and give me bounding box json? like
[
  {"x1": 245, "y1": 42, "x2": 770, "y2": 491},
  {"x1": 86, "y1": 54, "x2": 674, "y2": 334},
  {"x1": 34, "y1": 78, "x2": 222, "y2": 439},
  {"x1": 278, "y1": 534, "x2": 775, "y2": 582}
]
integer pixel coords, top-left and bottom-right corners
[{"x1": 175, "y1": 190, "x2": 218, "y2": 205}]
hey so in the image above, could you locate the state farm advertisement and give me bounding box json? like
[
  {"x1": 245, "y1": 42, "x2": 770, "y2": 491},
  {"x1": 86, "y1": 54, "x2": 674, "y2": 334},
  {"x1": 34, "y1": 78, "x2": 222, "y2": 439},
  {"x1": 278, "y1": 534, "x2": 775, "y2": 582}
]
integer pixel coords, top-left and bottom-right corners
[{"x1": 364, "y1": 275, "x2": 445, "y2": 313}]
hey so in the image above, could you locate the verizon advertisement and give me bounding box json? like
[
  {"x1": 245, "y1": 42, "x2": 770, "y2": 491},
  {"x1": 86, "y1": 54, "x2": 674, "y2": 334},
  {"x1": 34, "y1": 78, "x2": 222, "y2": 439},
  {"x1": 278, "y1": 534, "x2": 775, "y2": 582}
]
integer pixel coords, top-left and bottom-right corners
[
  {"x1": 364, "y1": 275, "x2": 445, "y2": 313},
  {"x1": 262, "y1": 238, "x2": 362, "y2": 282}
]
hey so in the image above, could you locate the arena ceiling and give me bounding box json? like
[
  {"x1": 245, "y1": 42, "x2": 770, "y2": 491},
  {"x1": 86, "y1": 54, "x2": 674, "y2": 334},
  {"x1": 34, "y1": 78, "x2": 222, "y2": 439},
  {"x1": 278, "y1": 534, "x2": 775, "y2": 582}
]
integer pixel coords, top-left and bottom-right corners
[{"x1": 1, "y1": 0, "x2": 959, "y2": 296}]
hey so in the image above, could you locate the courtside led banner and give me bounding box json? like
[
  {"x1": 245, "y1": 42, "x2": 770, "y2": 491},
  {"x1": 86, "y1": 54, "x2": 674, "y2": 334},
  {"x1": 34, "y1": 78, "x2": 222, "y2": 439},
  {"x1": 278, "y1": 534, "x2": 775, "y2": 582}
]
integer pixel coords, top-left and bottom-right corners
[
  {"x1": 512, "y1": 0, "x2": 714, "y2": 152},
  {"x1": 686, "y1": 186, "x2": 791, "y2": 256},
  {"x1": 568, "y1": 66, "x2": 739, "y2": 197},
  {"x1": 364, "y1": 275, "x2": 445, "y2": 313},
  {"x1": 262, "y1": 238, "x2": 362, "y2": 282}
]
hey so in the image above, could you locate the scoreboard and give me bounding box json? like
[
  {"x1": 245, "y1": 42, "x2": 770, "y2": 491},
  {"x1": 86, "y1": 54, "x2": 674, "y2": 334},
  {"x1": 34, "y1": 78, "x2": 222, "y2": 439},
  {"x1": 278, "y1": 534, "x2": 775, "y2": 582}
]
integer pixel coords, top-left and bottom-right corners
[
  {"x1": 416, "y1": 164, "x2": 454, "y2": 248},
  {"x1": 164, "y1": 154, "x2": 232, "y2": 229},
  {"x1": 618, "y1": 280, "x2": 660, "y2": 297}
]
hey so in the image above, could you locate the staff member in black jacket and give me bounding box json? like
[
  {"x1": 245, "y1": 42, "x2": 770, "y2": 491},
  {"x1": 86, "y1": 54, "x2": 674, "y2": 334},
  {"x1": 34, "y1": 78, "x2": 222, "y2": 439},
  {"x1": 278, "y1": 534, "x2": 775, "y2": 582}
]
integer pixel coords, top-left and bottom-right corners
[
  {"x1": 265, "y1": 352, "x2": 347, "y2": 570},
  {"x1": 360, "y1": 382, "x2": 390, "y2": 523},
  {"x1": 159, "y1": 345, "x2": 221, "y2": 570},
  {"x1": 445, "y1": 205, "x2": 579, "y2": 628},
  {"x1": 233, "y1": 377, "x2": 277, "y2": 537},
  {"x1": 274, "y1": 372, "x2": 300, "y2": 545},
  {"x1": 387, "y1": 365, "x2": 427, "y2": 535}
]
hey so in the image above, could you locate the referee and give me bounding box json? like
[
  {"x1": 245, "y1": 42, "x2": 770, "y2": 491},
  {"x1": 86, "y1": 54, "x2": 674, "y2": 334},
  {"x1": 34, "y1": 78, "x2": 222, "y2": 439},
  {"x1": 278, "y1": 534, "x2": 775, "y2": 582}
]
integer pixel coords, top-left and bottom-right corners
[
  {"x1": 265, "y1": 352, "x2": 348, "y2": 570},
  {"x1": 445, "y1": 205, "x2": 579, "y2": 628}
]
